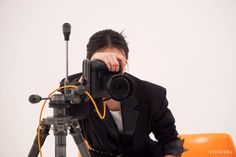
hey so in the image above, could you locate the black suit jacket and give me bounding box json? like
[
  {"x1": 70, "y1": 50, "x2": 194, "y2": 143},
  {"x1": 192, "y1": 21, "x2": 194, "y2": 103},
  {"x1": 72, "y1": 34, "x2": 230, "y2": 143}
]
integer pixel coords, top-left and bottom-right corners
[{"x1": 61, "y1": 72, "x2": 184, "y2": 157}]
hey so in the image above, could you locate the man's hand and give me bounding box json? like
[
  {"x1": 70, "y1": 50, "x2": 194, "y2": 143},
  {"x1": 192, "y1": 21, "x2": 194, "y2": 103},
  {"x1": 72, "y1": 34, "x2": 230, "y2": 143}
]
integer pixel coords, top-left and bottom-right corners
[
  {"x1": 164, "y1": 155, "x2": 177, "y2": 157},
  {"x1": 90, "y1": 48, "x2": 127, "y2": 72}
]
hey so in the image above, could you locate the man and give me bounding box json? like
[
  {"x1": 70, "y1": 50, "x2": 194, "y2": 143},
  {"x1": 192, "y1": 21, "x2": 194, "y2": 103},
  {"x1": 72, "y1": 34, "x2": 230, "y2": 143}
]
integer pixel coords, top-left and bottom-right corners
[{"x1": 63, "y1": 29, "x2": 184, "y2": 157}]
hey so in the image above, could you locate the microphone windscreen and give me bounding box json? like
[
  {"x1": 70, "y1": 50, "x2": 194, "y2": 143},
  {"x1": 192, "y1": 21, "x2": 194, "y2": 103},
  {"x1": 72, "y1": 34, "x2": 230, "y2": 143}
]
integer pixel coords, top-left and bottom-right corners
[
  {"x1": 29, "y1": 95, "x2": 41, "y2": 103},
  {"x1": 63, "y1": 23, "x2": 71, "y2": 41}
]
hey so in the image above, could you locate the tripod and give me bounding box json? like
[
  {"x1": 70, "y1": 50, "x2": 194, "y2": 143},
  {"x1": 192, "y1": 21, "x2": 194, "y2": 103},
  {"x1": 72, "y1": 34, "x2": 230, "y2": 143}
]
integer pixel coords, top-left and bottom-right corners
[
  {"x1": 28, "y1": 94, "x2": 91, "y2": 157},
  {"x1": 28, "y1": 23, "x2": 91, "y2": 157}
]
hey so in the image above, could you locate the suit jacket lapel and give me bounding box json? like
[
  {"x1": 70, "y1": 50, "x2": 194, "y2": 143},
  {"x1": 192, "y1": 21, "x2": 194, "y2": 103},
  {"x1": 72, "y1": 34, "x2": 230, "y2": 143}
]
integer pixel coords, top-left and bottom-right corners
[
  {"x1": 102, "y1": 107, "x2": 120, "y2": 140},
  {"x1": 92, "y1": 100, "x2": 120, "y2": 141},
  {"x1": 121, "y1": 95, "x2": 139, "y2": 137},
  {"x1": 92, "y1": 95, "x2": 140, "y2": 139}
]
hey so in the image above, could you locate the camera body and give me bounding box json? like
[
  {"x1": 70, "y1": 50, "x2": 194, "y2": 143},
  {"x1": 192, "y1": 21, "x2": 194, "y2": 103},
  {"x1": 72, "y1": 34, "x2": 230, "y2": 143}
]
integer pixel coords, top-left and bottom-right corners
[{"x1": 83, "y1": 59, "x2": 133, "y2": 101}]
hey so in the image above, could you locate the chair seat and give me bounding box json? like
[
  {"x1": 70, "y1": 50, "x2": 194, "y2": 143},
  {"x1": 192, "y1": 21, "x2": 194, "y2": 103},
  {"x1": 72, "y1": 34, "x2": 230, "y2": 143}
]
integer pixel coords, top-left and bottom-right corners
[{"x1": 180, "y1": 133, "x2": 236, "y2": 157}]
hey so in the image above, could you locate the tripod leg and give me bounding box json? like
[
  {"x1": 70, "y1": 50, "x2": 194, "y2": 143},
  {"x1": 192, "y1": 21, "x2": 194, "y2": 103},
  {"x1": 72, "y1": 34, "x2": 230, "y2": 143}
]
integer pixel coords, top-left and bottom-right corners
[
  {"x1": 55, "y1": 135, "x2": 67, "y2": 157},
  {"x1": 28, "y1": 122, "x2": 50, "y2": 157},
  {"x1": 54, "y1": 124, "x2": 68, "y2": 157},
  {"x1": 70, "y1": 122, "x2": 91, "y2": 157}
]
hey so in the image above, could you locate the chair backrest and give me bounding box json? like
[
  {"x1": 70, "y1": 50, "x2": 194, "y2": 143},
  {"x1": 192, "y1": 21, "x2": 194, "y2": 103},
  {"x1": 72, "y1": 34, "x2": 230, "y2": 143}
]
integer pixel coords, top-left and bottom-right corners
[{"x1": 180, "y1": 133, "x2": 236, "y2": 157}]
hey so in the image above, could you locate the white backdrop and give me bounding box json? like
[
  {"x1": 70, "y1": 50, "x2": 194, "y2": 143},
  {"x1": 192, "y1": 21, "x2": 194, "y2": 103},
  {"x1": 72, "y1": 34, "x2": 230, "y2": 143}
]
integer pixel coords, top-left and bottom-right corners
[{"x1": 0, "y1": 0, "x2": 235, "y2": 156}]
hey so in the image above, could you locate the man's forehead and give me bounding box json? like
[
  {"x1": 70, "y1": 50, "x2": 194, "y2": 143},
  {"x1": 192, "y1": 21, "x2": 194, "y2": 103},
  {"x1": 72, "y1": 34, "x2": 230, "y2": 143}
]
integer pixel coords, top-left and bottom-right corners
[{"x1": 97, "y1": 47, "x2": 125, "y2": 56}]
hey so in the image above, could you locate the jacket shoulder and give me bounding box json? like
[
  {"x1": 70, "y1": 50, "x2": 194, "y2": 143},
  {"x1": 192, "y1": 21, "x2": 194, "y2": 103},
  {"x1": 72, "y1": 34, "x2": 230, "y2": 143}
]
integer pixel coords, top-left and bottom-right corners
[
  {"x1": 59, "y1": 73, "x2": 82, "y2": 86},
  {"x1": 124, "y1": 73, "x2": 167, "y2": 103}
]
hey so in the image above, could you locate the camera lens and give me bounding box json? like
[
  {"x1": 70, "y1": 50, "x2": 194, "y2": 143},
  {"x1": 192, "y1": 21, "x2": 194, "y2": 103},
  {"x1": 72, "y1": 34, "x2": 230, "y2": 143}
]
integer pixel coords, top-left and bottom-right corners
[{"x1": 107, "y1": 75, "x2": 130, "y2": 101}]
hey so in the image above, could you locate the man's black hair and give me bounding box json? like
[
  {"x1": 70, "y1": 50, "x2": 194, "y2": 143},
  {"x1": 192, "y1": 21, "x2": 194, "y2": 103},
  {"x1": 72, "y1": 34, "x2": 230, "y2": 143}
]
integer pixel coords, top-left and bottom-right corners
[{"x1": 86, "y1": 29, "x2": 129, "y2": 59}]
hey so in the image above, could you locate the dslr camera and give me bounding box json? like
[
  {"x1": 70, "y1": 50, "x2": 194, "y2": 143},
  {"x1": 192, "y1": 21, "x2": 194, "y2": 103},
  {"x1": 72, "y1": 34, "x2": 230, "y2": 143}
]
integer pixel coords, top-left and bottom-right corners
[{"x1": 83, "y1": 59, "x2": 133, "y2": 101}]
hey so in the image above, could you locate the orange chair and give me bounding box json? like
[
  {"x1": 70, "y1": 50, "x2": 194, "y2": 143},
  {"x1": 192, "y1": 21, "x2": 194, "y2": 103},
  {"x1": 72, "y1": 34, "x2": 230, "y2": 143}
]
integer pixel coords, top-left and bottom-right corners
[
  {"x1": 180, "y1": 133, "x2": 236, "y2": 157},
  {"x1": 78, "y1": 133, "x2": 236, "y2": 157},
  {"x1": 78, "y1": 140, "x2": 90, "y2": 157}
]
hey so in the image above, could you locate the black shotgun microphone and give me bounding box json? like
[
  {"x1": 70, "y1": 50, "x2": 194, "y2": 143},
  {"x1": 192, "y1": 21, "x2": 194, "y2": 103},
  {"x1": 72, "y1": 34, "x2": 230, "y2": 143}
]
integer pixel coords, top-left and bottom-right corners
[
  {"x1": 63, "y1": 23, "x2": 71, "y2": 41},
  {"x1": 62, "y1": 23, "x2": 71, "y2": 94}
]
